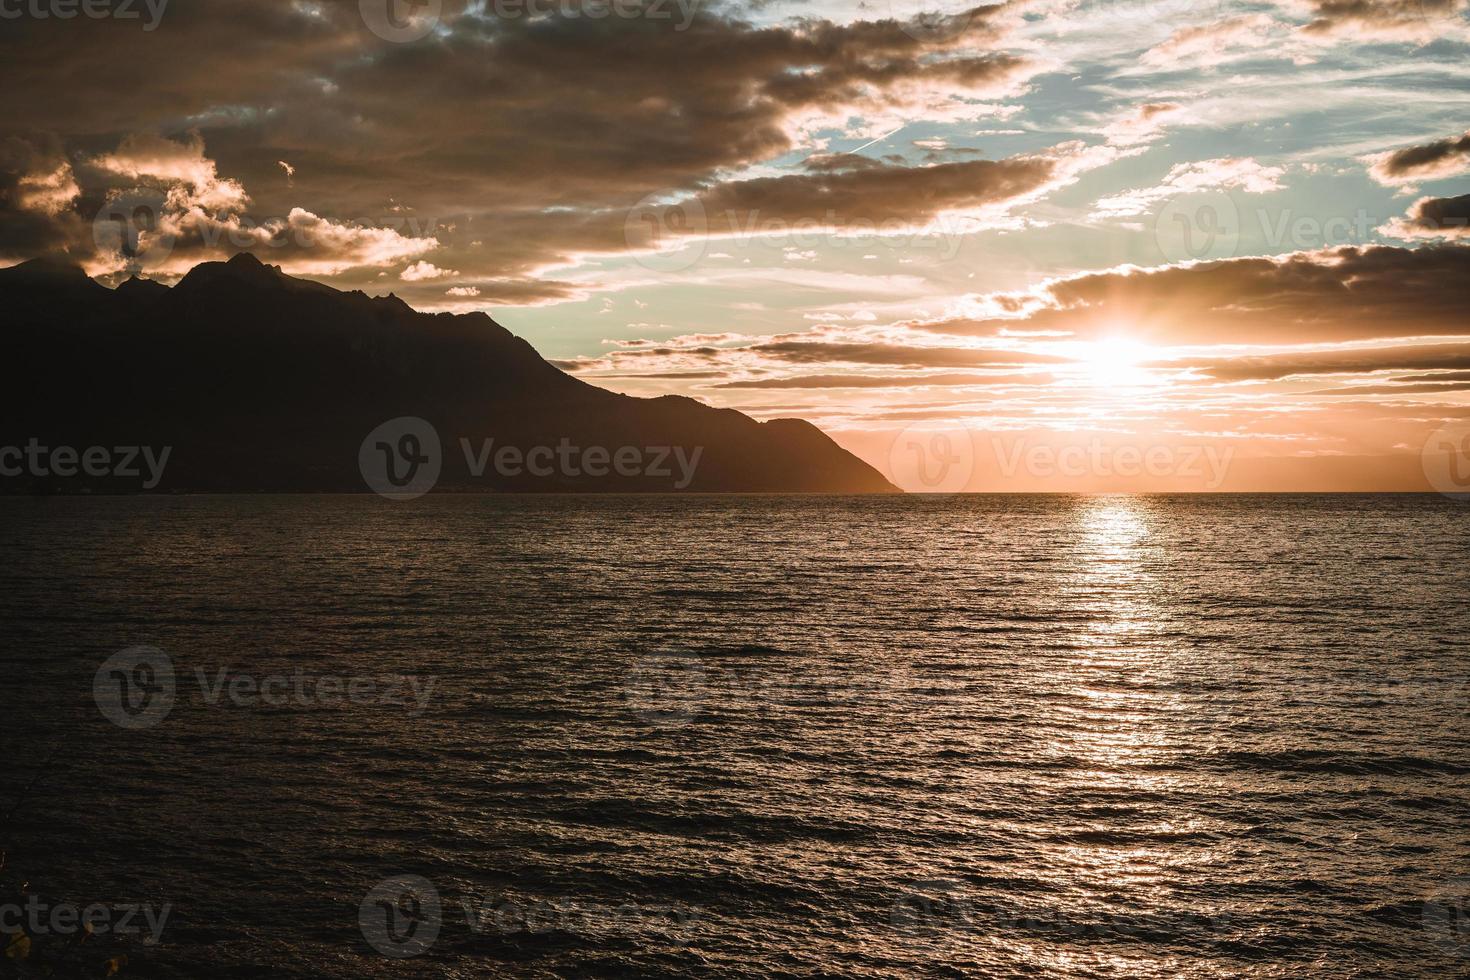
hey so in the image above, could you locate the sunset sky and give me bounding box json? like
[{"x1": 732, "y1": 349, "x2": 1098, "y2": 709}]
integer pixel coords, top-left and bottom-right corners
[{"x1": 3, "y1": 0, "x2": 1468, "y2": 490}]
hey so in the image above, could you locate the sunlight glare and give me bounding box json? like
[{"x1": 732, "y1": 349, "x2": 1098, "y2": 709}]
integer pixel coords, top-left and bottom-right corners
[{"x1": 1079, "y1": 338, "x2": 1153, "y2": 389}]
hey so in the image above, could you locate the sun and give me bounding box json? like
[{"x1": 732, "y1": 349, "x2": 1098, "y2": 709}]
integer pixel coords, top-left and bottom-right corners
[{"x1": 1078, "y1": 337, "x2": 1153, "y2": 388}]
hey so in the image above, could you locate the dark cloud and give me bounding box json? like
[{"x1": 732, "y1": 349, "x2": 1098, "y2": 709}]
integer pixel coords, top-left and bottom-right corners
[
  {"x1": 1394, "y1": 370, "x2": 1470, "y2": 382},
  {"x1": 1369, "y1": 129, "x2": 1470, "y2": 184},
  {"x1": 685, "y1": 156, "x2": 1056, "y2": 232},
  {"x1": 1381, "y1": 193, "x2": 1470, "y2": 240},
  {"x1": 1305, "y1": 381, "x2": 1470, "y2": 395},
  {"x1": 1300, "y1": 0, "x2": 1465, "y2": 40},
  {"x1": 1196, "y1": 343, "x2": 1470, "y2": 381},
  {"x1": 0, "y1": 0, "x2": 1046, "y2": 298},
  {"x1": 0, "y1": 136, "x2": 84, "y2": 257},
  {"x1": 915, "y1": 245, "x2": 1470, "y2": 344}
]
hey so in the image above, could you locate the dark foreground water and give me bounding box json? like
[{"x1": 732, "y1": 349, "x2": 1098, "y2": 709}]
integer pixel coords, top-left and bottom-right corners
[{"x1": 0, "y1": 494, "x2": 1467, "y2": 978}]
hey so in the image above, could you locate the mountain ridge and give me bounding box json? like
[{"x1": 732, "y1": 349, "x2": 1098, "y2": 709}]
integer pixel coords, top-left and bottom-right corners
[{"x1": 0, "y1": 254, "x2": 898, "y2": 494}]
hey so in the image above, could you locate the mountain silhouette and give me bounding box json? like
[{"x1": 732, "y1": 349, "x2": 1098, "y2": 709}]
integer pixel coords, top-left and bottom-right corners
[{"x1": 0, "y1": 254, "x2": 897, "y2": 494}]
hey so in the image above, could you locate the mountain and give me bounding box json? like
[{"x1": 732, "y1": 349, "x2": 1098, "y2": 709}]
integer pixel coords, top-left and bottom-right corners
[{"x1": 0, "y1": 254, "x2": 897, "y2": 494}]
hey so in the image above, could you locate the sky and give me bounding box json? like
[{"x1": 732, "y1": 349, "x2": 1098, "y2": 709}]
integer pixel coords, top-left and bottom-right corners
[{"x1": 2, "y1": 0, "x2": 1469, "y2": 490}]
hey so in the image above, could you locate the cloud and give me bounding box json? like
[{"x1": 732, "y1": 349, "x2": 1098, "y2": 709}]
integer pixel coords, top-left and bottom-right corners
[
  {"x1": 401, "y1": 261, "x2": 459, "y2": 281},
  {"x1": 1295, "y1": 0, "x2": 1469, "y2": 43},
  {"x1": 748, "y1": 340, "x2": 1063, "y2": 368},
  {"x1": 1194, "y1": 343, "x2": 1470, "y2": 380},
  {"x1": 14, "y1": 161, "x2": 79, "y2": 217},
  {"x1": 0, "y1": 136, "x2": 87, "y2": 257},
  {"x1": 1092, "y1": 158, "x2": 1286, "y2": 217},
  {"x1": 1366, "y1": 129, "x2": 1470, "y2": 185},
  {"x1": 1141, "y1": 14, "x2": 1278, "y2": 68},
  {"x1": 913, "y1": 244, "x2": 1470, "y2": 344},
  {"x1": 1380, "y1": 193, "x2": 1470, "y2": 240},
  {"x1": 1102, "y1": 102, "x2": 1185, "y2": 146},
  {"x1": 672, "y1": 155, "x2": 1061, "y2": 234},
  {"x1": 714, "y1": 372, "x2": 1050, "y2": 389},
  {"x1": 88, "y1": 132, "x2": 248, "y2": 212},
  {"x1": 0, "y1": 3, "x2": 1058, "y2": 295},
  {"x1": 4, "y1": 131, "x2": 446, "y2": 276},
  {"x1": 1305, "y1": 381, "x2": 1470, "y2": 395}
]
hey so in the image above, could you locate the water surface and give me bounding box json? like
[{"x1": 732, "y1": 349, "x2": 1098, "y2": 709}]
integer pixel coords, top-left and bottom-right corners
[{"x1": 1, "y1": 495, "x2": 1467, "y2": 977}]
